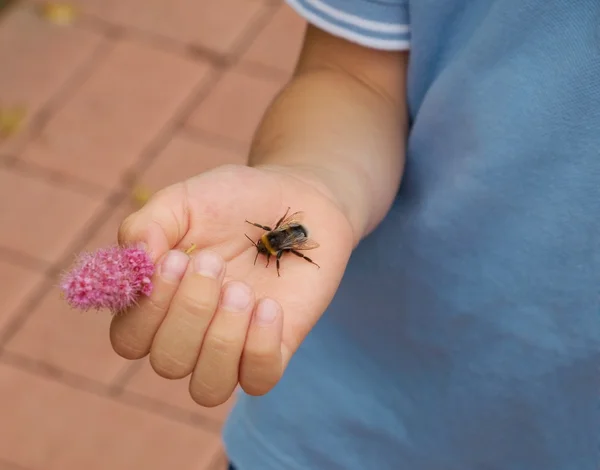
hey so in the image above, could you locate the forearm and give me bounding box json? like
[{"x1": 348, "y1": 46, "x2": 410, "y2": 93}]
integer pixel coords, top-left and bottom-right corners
[{"x1": 249, "y1": 67, "x2": 408, "y2": 244}]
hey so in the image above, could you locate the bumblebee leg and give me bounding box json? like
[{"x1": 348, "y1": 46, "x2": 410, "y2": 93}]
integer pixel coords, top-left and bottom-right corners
[
  {"x1": 245, "y1": 220, "x2": 272, "y2": 231},
  {"x1": 290, "y1": 250, "x2": 320, "y2": 269},
  {"x1": 265, "y1": 253, "x2": 271, "y2": 268},
  {"x1": 274, "y1": 206, "x2": 291, "y2": 229},
  {"x1": 253, "y1": 250, "x2": 259, "y2": 266},
  {"x1": 276, "y1": 251, "x2": 284, "y2": 277}
]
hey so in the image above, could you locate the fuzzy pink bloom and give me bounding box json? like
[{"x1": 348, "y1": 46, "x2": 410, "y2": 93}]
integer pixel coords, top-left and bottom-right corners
[{"x1": 60, "y1": 245, "x2": 155, "y2": 313}]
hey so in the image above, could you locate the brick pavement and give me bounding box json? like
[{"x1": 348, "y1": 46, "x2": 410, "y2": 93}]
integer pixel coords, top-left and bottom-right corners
[{"x1": 0, "y1": 1, "x2": 305, "y2": 468}]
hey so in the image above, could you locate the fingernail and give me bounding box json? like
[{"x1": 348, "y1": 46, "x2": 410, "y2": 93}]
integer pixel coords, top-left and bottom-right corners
[
  {"x1": 222, "y1": 282, "x2": 252, "y2": 312},
  {"x1": 193, "y1": 250, "x2": 224, "y2": 279},
  {"x1": 160, "y1": 250, "x2": 189, "y2": 281},
  {"x1": 255, "y1": 298, "x2": 279, "y2": 325}
]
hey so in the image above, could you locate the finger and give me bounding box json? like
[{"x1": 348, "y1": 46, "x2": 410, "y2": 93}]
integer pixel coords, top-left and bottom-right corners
[
  {"x1": 189, "y1": 281, "x2": 255, "y2": 407},
  {"x1": 239, "y1": 298, "x2": 283, "y2": 396},
  {"x1": 110, "y1": 250, "x2": 190, "y2": 360},
  {"x1": 118, "y1": 184, "x2": 189, "y2": 262},
  {"x1": 150, "y1": 250, "x2": 225, "y2": 379}
]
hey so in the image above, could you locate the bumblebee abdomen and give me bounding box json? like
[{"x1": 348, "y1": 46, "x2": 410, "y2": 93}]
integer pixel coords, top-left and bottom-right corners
[
  {"x1": 289, "y1": 223, "x2": 308, "y2": 238},
  {"x1": 263, "y1": 224, "x2": 308, "y2": 254}
]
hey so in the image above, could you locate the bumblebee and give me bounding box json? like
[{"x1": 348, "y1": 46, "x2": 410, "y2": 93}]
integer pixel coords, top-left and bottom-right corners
[{"x1": 244, "y1": 207, "x2": 320, "y2": 277}]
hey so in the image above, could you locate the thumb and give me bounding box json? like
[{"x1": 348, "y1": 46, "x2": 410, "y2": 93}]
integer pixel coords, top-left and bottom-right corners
[{"x1": 117, "y1": 184, "x2": 190, "y2": 263}]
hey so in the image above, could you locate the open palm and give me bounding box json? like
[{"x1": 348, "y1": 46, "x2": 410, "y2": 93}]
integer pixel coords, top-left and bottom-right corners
[{"x1": 110, "y1": 164, "x2": 354, "y2": 405}]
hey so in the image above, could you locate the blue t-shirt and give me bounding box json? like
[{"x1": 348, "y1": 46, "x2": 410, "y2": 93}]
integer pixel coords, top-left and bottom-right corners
[{"x1": 223, "y1": 1, "x2": 600, "y2": 468}]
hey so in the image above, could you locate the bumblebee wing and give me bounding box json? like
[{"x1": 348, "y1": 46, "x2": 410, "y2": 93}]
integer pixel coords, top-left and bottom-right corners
[
  {"x1": 277, "y1": 211, "x2": 305, "y2": 229},
  {"x1": 291, "y1": 237, "x2": 320, "y2": 250},
  {"x1": 278, "y1": 231, "x2": 320, "y2": 250}
]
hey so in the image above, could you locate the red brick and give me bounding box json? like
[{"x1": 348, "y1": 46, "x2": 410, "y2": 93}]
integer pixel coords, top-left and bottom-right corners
[
  {"x1": 186, "y1": 66, "x2": 287, "y2": 146},
  {"x1": 0, "y1": 260, "x2": 45, "y2": 333},
  {"x1": 123, "y1": 358, "x2": 236, "y2": 425},
  {"x1": 136, "y1": 131, "x2": 247, "y2": 193},
  {"x1": 20, "y1": 39, "x2": 213, "y2": 191},
  {"x1": 0, "y1": 363, "x2": 221, "y2": 470},
  {"x1": 2, "y1": 200, "x2": 150, "y2": 382},
  {"x1": 35, "y1": 0, "x2": 269, "y2": 56},
  {"x1": 0, "y1": 4, "x2": 104, "y2": 155},
  {"x1": 80, "y1": 200, "x2": 136, "y2": 251},
  {"x1": 4, "y1": 283, "x2": 129, "y2": 384},
  {"x1": 242, "y1": 3, "x2": 306, "y2": 74},
  {"x1": 0, "y1": 167, "x2": 104, "y2": 263}
]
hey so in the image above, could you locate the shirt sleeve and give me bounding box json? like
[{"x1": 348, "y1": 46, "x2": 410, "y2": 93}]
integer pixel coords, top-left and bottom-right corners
[{"x1": 285, "y1": 0, "x2": 410, "y2": 50}]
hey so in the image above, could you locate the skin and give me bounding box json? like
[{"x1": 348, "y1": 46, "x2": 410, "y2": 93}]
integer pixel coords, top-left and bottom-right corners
[{"x1": 110, "y1": 25, "x2": 410, "y2": 407}]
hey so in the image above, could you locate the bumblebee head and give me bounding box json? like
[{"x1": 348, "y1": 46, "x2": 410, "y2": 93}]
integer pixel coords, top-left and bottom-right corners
[
  {"x1": 245, "y1": 233, "x2": 269, "y2": 254},
  {"x1": 255, "y1": 238, "x2": 269, "y2": 254}
]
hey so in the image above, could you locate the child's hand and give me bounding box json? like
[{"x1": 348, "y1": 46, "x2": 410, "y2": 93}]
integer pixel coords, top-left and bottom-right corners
[{"x1": 110, "y1": 164, "x2": 354, "y2": 406}]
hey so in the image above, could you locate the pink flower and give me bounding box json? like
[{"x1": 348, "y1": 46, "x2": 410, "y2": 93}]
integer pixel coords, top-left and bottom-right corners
[{"x1": 60, "y1": 245, "x2": 155, "y2": 314}]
